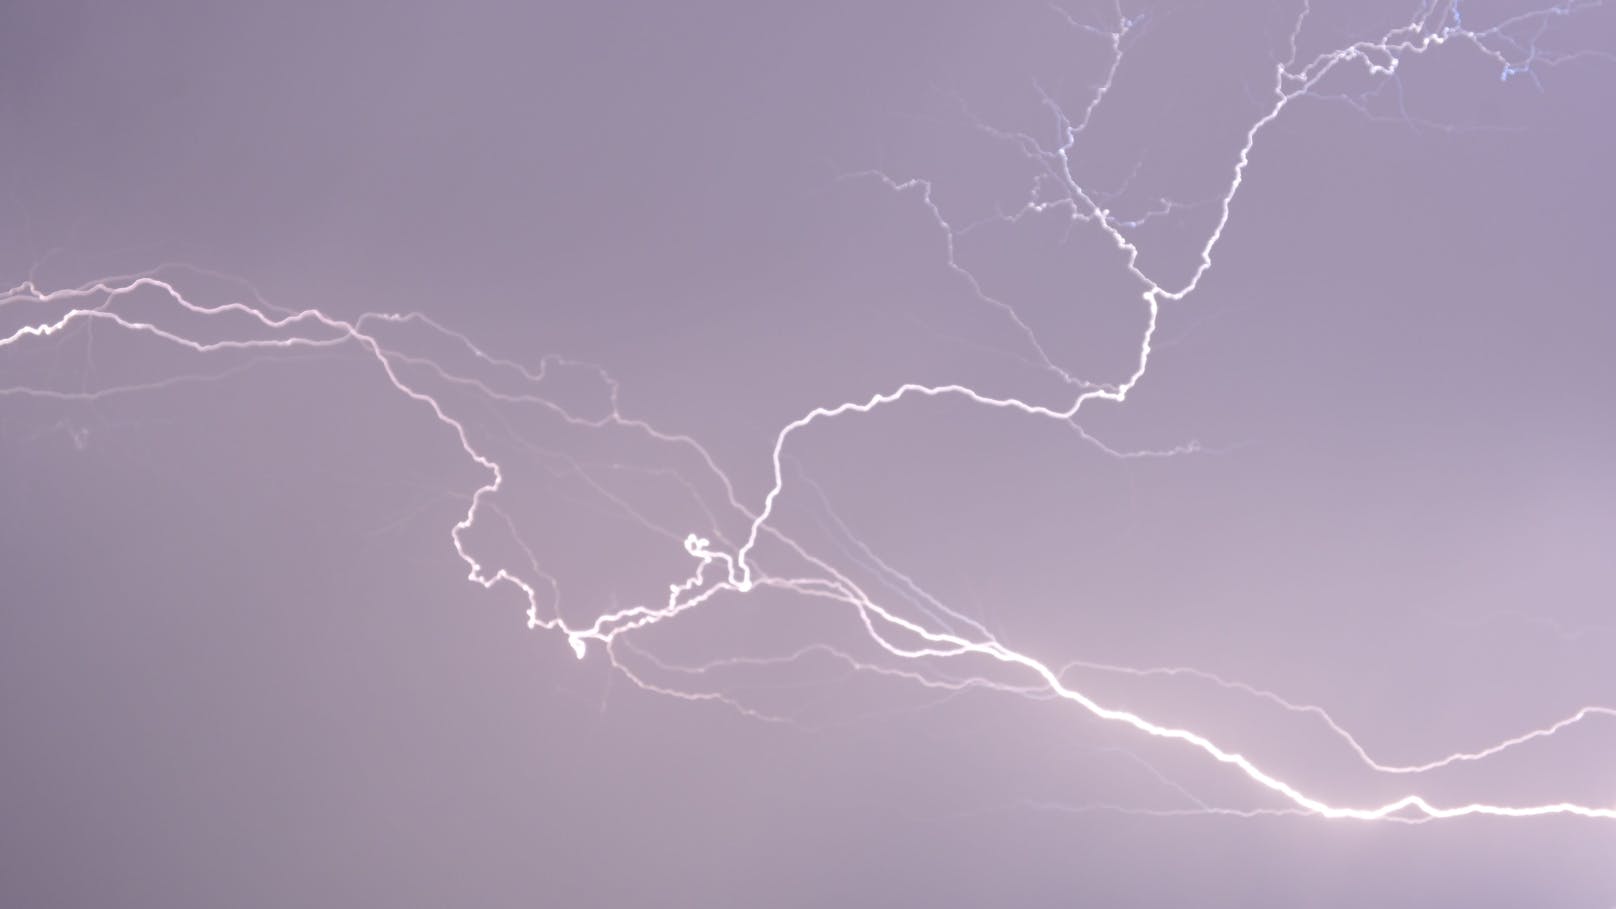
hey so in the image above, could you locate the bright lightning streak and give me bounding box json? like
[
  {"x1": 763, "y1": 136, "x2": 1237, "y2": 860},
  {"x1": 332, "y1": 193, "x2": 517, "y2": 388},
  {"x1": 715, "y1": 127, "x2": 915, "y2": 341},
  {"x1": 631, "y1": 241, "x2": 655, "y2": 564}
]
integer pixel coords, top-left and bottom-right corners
[{"x1": 3, "y1": 0, "x2": 1612, "y2": 827}]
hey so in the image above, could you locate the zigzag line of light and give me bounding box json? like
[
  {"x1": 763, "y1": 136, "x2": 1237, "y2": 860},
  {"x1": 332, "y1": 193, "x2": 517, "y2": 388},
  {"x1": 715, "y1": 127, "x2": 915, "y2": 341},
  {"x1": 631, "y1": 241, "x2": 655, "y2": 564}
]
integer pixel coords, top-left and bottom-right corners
[
  {"x1": 1058, "y1": 659, "x2": 1616, "y2": 775},
  {"x1": 697, "y1": 0, "x2": 1616, "y2": 821},
  {"x1": 4, "y1": 267, "x2": 1610, "y2": 823},
  {"x1": 4, "y1": 0, "x2": 1611, "y2": 825}
]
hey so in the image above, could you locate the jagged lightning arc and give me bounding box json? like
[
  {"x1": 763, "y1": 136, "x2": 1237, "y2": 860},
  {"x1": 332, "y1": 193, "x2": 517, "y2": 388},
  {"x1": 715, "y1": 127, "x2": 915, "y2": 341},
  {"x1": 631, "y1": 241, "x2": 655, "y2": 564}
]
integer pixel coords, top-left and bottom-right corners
[{"x1": 3, "y1": 0, "x2": 1612, "y2": 824}]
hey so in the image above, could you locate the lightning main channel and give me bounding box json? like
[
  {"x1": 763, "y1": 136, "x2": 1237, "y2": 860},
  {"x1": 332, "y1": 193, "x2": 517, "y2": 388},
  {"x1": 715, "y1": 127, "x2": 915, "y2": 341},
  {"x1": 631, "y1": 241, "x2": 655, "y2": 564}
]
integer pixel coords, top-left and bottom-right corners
[{"x1": 3, "y1": 0, "x2": 1612, "y2": 825}]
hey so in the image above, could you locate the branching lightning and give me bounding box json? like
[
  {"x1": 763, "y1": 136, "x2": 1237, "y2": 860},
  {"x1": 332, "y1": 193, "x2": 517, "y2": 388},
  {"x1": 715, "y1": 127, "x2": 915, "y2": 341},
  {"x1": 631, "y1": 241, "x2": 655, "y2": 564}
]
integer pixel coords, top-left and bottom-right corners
[{"x1": 3, "y1": 0, "x2": 1612, "y2": 826}]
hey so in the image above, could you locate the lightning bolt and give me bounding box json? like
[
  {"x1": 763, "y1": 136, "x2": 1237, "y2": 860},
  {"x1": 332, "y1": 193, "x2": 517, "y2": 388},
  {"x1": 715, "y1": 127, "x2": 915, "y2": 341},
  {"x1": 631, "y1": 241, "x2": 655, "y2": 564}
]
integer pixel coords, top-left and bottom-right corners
[{"x1": 3, "y1": 0, "x2": 1612, "y2": 827}]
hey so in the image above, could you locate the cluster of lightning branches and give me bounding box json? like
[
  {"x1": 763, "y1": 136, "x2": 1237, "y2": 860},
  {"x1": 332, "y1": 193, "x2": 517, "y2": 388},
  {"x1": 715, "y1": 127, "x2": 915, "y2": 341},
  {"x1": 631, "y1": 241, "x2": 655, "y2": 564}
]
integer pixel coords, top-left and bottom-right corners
[{"x1": 3, "y1": 0, "x2": 1613, "y2": 824}]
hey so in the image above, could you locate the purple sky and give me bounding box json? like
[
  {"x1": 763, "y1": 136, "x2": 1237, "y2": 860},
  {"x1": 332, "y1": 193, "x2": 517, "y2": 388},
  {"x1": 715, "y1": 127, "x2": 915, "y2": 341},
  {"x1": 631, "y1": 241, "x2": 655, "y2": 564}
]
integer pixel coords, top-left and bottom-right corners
[{"x1": 3, "y1": 1, "x2": 1615, "y2": 906}]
